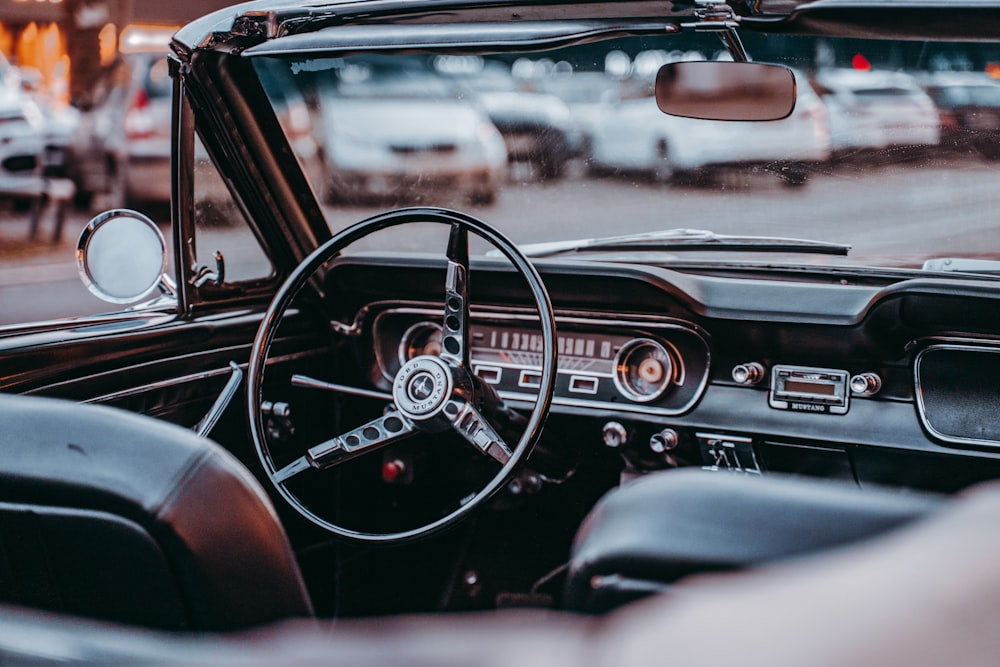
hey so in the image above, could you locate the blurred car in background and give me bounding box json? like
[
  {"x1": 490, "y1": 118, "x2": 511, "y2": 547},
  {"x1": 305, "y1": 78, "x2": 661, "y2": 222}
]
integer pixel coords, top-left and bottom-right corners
[
  {"x1": 812, "y1": 68, "x2": 940, "y2": 154},
  {"x1": 0, "y1": 54, "x2": 53, "y2": 199},
  {"x1": 65, "y1": 26, "x2": 174, "y2": 211},
  {"x1": 440, "y1": 59, "x2": 581, "y2": 180},
  {"x1": 920, "y1": 72, "x2": 1000, "y2": 158},
  {"x1": 588, "y1": 72, "x2": 830, "y2": 185},
  {"x1": 531, "y1": 70, "x2": 621, "y2": 163},
  {"x1": 316, "y1": 56, "x2": 507, "y2": 205}
]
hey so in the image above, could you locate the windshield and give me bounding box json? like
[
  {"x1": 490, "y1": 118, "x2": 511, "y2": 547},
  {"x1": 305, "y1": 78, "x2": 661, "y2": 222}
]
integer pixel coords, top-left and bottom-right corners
[{"x1": 251, "y1": 34, "x2": 1000, "y2": 270}]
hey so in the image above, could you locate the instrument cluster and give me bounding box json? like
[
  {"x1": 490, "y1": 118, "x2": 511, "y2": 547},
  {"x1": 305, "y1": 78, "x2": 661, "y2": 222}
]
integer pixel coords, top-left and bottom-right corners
[{"x1": 371, "y1": 307, "x2": 711, "y2": 417}]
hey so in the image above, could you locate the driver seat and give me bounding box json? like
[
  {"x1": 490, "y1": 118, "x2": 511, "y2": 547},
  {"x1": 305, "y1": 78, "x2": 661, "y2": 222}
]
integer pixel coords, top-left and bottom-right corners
[{"x1": 0, "y1": 393, "x2": 313, "y2": 631}]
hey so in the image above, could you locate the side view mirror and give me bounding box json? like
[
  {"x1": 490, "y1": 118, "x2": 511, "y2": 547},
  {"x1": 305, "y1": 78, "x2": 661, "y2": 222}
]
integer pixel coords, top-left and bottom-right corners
[
  {"x1": 77, "y1": 209, "x2": 174, "y2": 304},
  {"x1": 655, "y1": 61, "x2": 796, "y2": 121}
]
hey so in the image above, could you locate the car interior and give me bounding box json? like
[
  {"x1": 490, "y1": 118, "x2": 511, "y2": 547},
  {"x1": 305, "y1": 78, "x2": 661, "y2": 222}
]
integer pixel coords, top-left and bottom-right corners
[{"x1": 4, "y1": 0, "x2": 1000, "y2": 662}]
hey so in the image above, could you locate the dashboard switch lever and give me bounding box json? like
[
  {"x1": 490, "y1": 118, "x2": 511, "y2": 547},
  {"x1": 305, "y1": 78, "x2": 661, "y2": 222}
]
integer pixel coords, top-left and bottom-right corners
[{"x1": 732, "y1": 362, "x2": 766, "y2": 386}]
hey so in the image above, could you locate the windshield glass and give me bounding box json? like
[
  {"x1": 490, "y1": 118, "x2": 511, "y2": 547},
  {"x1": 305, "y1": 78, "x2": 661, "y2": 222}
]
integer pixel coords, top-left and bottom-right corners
[{"x1": 251, "y1": 33, "x2": 1000, "y2": 270}]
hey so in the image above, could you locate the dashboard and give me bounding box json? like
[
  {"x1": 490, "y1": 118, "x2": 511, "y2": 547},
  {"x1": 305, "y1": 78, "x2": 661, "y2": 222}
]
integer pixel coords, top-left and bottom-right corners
[
  {"x1": 326, "y1": 255, "x2": 1000, "y2": 494},
  {"x1": 373, "y1": 308, "x2": 711, "y2": 417}
]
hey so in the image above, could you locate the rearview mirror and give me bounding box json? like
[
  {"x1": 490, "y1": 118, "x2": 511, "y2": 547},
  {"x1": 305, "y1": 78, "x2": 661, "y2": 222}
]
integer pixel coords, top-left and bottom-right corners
[{"x1": 655, "y1": 61, "x2": 796, "y2": 121}]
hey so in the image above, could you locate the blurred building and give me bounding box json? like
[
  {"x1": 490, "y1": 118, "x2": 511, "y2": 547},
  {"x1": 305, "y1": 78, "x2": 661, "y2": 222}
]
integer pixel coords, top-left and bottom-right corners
[{"x1": 0, "y1": 0, "x2": 233, "y2": 104}]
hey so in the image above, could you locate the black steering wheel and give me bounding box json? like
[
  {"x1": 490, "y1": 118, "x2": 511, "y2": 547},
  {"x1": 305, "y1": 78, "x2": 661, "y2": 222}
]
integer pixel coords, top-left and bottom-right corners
[{"x1": 247, "y1": 208, "x2": 557, "y2": 544}]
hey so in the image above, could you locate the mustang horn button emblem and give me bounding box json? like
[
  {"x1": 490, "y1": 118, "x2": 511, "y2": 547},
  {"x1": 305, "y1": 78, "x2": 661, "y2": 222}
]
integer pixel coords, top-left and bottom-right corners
[
  {"x1": 394, "y1": 356, "x2": 455, "y2": 418},
  {"x1": 408, "y1": 372, "x2": 436, "y2": 402}
]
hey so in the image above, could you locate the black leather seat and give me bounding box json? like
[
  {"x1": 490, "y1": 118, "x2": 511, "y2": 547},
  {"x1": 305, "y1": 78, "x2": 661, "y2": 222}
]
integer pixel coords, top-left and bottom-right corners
[
  {"x1": 0, "y1": 393, "x2": 313, "y2": 631},
  {"x1": 564, "y1": 468, "x2": 943, "y2": 613}
]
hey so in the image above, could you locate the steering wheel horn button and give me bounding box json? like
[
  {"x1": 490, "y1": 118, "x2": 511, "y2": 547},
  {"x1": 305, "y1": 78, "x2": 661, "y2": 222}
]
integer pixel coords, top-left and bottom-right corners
[
  {"x1": 394, "y1": 356, "x2": 454, "y2": 419},
  {"x1": 407, "y1": 372, "x2": 437, "y2": 403}
]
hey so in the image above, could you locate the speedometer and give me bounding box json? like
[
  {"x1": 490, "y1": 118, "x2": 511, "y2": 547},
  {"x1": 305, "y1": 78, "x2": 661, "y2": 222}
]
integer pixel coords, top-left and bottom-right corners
[
  {"x1": 398, "y1": 321, "x2": 444, "y2": 364},
  {"x1": 614, "y1": 338, "x2": 674, "y2": 403}
]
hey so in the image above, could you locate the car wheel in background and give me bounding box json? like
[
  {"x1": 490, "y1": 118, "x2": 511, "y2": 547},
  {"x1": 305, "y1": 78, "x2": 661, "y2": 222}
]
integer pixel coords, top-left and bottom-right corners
[
  {"x1": 650, "y1": 139, "x2": 674, "y2": 185},
  {"x1": 468, "y1": 187, "x2": 497, "y2": 206},
  {"x1": 534, "y1": 131, "x2": 569, "y2": 180},
  {"x1": 777, "y1": 163, "x2": 810, "y2": 188}
]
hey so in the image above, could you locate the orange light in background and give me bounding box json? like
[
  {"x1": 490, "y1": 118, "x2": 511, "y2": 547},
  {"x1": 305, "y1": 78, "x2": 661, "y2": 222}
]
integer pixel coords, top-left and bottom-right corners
[
  {"x1": 851, "y1": 53, "x2": 871, "y2": 71},
  {"x1": 16, "y1": 21, "x2": 37, "y2": 65},
  {"x1": 14, "y1": 21, "x2": 70, "y2": 107},
  {"x1": 98, "y1": 23, "x2": 116, "y2": 66},
  {"x1": 0, "y1": 23, "x2": 13, "y2": 59},
  {"x1": 985, "y1": 63, "x2": 1000, "y2": 79}
]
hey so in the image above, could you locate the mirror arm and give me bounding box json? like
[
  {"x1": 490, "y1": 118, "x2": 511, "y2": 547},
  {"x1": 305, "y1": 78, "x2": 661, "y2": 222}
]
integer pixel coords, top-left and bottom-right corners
[
  {"x1": 686, "y1": 1, "x2": 750, "y2": 62},
  {"x1": 717, "y1": 28, "x2": 749, "y2": 63},
  {"x1": 159, "y1": 273, "x2": 178, "y2": 297}
]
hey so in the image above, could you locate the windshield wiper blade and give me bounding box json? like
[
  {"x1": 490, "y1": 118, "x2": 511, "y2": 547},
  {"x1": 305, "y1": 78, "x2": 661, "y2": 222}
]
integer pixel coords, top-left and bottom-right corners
[{"x1": 511, "y1": 228, "x2": 851, "y2": 259}]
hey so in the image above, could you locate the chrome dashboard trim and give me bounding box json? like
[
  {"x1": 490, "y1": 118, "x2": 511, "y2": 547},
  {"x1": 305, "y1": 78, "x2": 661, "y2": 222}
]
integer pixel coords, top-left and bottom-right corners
[
  {"x1": 369, "y1": 303, "x2": 711, "y2": 418},
  {"x1": 914, "y1": 341, "x2": 1000, "y2": 449},
  {"x1": 79, "y1": 350, "x2": 322, "y2": 405}
]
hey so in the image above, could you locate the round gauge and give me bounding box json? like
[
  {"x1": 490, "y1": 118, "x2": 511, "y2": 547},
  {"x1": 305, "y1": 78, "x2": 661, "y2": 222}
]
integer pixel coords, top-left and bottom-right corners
[
  {"x1": 398, "y1": 321, "x2": 444, "y2": 364},
  {"x1": 613, "y1": 338, "x2": 674, "y2": 403}
]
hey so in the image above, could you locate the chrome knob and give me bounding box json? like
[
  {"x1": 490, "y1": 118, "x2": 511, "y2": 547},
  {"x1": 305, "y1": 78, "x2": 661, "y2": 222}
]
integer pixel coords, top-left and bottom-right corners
[
  {"x1": 602, "y1": 421, "x2": 629, "y2": 449},
  {"x1": 850, "y1": 372, "x2": 882, "y2": 396},
  {"x1": 732, "y1": 362, "x2": 766, "y2": 386},
  {"x1": 650, "y1": 428, "x2": 679, "y2": 453}
]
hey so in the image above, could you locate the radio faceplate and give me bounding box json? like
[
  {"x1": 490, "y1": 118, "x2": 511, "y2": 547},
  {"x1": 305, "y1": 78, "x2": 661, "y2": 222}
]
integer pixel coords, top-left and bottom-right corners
[{"x1": 769, "y1": 365, "x2": 850, "y2": 415}]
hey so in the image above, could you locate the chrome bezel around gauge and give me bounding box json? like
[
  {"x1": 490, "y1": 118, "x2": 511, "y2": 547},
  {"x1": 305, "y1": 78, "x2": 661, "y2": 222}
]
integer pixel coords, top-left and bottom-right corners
[
  {"x1": 398, "y1": 320, "x2": 444, "y2": 368},
  {"x1": 613, "y1": 338, "x2": 675, "y2": 403}
]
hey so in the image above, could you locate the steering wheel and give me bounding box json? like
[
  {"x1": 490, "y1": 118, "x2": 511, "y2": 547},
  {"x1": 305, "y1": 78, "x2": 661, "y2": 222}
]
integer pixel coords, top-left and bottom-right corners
[{"x1": 247, "y1": 208, "x2": 557, "y2": 544}]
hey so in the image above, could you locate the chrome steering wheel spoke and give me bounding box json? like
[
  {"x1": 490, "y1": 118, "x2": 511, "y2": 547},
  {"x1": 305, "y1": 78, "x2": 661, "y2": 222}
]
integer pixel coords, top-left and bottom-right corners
[
  {"x1": 440, "y1": 223, "x2": 470, "y2": 370},
  {"x1": 272, "y1": 410, "x2": 417, "y2": 483},
  {"x1": 446, "y1": 400, "x2": 513, "y2": 465},
  {"x1": 307, "y1": 410, "x2": 417, "y2": 469}
]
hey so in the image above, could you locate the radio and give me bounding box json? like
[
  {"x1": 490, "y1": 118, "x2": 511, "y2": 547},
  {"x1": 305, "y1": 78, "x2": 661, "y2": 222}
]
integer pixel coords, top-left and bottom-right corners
[{"x1": 769, "y1": 365, "x2": 850, "y2": 414}]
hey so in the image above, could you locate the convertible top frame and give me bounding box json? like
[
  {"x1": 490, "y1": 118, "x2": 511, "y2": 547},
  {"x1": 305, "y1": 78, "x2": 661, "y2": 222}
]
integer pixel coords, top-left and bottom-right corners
[{"x1": 172, "y1": 0, "x2": 1000, "y2": 59}]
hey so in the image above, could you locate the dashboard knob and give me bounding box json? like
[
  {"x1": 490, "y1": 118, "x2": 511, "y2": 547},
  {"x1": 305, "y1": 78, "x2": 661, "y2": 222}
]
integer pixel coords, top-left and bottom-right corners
[
  {"x1": 850, "y1": 372, "x2": 882, "y2": 396},
  {"x1": 602, "y1": 421, "x2": 630, "y2": 449},
  {"x1": 732, "y1": 362, "x2": 766, "y2": 386},
  {"x1": 650, "y1": 428, "x2": 679, "y2": 453}
]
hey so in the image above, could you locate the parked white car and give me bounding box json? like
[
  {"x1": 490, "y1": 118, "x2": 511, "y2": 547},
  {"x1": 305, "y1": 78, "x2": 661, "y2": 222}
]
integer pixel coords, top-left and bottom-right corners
[
  {"x1": 589, "y1": 72, "x2": 831, "y2": 184},
  {"x1": 812, "y1": 68, "x2": 941, "y2": 153},
  {"x1": 318, "y1": 57, "x2": 507, "y2": 205},
  {"x1": 0, "y1": 56, "x2": 48, "y2": 195},
  {"x1": 532, "y1": 71, "x2": 622, "y2": 161}
]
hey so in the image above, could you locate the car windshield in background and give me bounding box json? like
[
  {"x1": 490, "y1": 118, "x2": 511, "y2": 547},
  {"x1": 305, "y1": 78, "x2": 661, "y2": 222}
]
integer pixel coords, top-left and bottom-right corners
[{"x1": 253, "y1": 34, "x2": 1000, "y2": 271}]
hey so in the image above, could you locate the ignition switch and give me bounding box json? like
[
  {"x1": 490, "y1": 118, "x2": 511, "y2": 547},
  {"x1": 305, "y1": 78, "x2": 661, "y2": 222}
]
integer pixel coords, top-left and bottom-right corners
[{"x1": 602, "y1": 421, "x2": 630, "y2": 449}]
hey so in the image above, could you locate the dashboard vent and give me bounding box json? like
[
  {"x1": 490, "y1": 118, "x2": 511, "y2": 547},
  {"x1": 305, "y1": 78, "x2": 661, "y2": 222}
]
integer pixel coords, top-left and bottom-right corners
[{"x1": 915, "y1": 345, "x2": 1000, "y2": 447}]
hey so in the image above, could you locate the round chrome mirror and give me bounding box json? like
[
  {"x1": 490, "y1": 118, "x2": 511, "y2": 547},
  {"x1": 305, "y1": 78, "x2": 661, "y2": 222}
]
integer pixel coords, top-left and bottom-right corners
[{"x1": 77, "y1": 209, "x2": 169, "y2": 304}]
